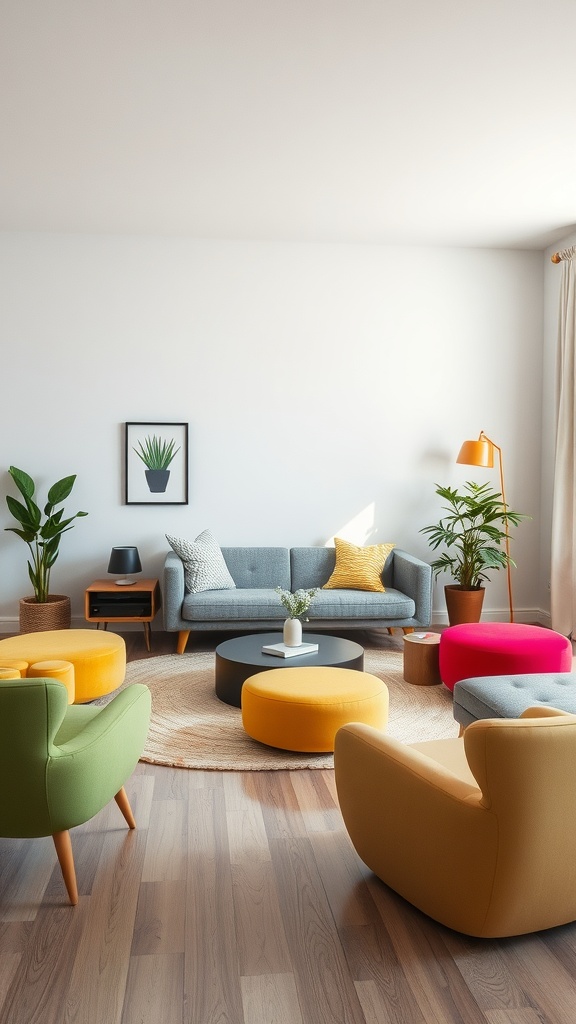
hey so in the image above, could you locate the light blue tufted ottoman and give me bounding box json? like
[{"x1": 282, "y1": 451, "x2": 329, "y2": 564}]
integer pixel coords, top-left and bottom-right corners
[{"x1": 453, "y1": 672, "x2": 576, "y2": 730}]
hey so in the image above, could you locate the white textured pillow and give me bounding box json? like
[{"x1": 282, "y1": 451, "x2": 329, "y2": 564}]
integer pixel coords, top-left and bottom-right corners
[{"x1": 166, "y1": 529, "x2": 236, "y2": 593}]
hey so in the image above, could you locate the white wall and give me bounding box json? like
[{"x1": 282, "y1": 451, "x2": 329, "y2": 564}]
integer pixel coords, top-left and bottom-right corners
[{"x1": 0, "y1": 233, "x2": 544, "y2": 629}]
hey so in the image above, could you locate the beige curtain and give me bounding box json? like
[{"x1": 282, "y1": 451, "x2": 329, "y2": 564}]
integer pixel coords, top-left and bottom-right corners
[{"x1": 551, "y1": 246, "x2": 576, "y2": 636}]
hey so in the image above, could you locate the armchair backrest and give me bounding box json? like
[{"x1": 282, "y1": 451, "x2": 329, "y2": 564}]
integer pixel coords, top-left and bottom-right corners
[
  {"x1": 464, "y1": 709, "x2": 576, "y2": 813},
  {"x1": 463, "y1": 709, "x2": 576, "y2": 931},
  {"x1": 0, "y1": 678, "x2": 69, "y2": 837}
]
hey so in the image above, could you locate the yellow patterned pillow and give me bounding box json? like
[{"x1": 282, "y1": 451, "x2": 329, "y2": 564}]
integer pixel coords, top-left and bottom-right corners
[{"x1": 323, "y1": 538, "x2": 395, "y2": 592}]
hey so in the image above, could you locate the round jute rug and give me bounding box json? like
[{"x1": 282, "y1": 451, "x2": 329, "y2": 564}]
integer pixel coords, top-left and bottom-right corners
[{"x1": 110, "y1": 649, "x2": 456, "y2": 771}]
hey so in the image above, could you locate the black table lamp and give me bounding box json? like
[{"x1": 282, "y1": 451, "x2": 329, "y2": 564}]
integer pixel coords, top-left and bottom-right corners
[{"x1": 108, "y1": 546, "x2": 142, "y2": 586}]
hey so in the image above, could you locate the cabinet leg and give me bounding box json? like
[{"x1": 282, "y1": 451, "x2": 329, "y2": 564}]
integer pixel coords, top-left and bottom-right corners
[{"x1": 143, "y1": 622, "x2": 152, "y2": 652}]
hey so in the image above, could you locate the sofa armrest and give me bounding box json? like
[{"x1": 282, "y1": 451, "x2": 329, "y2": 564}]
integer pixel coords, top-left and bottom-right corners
[
  {"x1": 391, "y1": 549, "x2": 432, "y2": 626},
  {"x1": 163, "y1": 551, "x2": 186, "y2": 631}
]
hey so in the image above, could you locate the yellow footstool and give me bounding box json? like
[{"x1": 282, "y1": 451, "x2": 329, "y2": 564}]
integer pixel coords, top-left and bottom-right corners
[
  {"x1": 241, "y1": 666, "x2": 389, "y2": 752},
  {"x1": 0, "y1": 629, "x2": 125, "y2": 703},
  {"x1": 0, "y1": 660, "x2": 29, "y2": 677},
  {"x1": 0, "y1": 668, "x2": 22, "y2": 680},
  {"x1": 29, "y1": 660, "x2": 75, "y2": 704}
]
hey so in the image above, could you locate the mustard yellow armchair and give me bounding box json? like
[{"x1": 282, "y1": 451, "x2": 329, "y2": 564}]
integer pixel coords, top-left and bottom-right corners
[{"x1": 334, "y1": 707, "x2": 576, "y2": 937}]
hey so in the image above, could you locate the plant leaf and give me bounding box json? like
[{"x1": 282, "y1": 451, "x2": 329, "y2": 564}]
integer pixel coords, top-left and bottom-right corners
[
  {"x1": 46, "y1": 475, "x2": 77, "y2": 505},
  {"x1": 5, "y1": 495, "x2": 40, "y2": 532},
  {"x1": 8, "y1": 466, "x2": 35, "y2": 500}
]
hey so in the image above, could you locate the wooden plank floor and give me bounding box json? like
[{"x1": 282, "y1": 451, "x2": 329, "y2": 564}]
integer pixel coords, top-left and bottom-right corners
[{"x1": 2, "y1": 628, "x2": 576, "y2": 1023}]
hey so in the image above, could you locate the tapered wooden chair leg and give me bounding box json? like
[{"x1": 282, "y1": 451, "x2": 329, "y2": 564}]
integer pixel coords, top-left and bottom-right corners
[
  {"x1": 114, "y1": 786, "x2": 136, "y2": 829},
  {"x1": 52, "y1": 830, "x2": 79, "y2": 905},
  {"x1": 177, "y1": 630, "x2": 190, "y2": 654}
]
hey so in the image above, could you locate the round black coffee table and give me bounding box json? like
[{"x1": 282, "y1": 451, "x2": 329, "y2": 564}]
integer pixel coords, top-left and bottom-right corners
[{"x1": 215, "y1": 632, "x2": 365, "y2": 707}]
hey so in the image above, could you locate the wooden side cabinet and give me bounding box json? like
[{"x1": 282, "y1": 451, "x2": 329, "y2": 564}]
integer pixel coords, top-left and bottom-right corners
[{"x1": 84, "y1": 578, "x2": 161, "y2": 652}]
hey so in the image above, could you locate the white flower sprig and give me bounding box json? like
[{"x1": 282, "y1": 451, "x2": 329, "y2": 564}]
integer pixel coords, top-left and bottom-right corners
[{"x1": 275, "y1": 587, "x2": 318, "y2": 621}]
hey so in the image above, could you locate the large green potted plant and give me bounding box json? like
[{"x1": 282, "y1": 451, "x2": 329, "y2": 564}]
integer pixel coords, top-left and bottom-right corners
[
  {"x1": 4, "y1": 466, "x2": 88, "y2": 632},
  {"x1": 420, "y1": 481, "x2": 528, "y2": 625}
]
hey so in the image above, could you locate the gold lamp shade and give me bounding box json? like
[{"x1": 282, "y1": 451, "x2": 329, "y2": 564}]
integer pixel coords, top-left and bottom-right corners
[{"x1": 457, "y1": 438, "x2": 494, "y2": 468}]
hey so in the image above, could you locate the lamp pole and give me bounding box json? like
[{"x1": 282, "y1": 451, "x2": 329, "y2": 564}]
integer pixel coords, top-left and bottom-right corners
[{"x1": 456, "y1": 431, "x2": 514, "y2": 622}]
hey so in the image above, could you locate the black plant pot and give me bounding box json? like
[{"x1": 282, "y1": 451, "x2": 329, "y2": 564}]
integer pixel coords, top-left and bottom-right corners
[{"x1": 145, "y1": 469, "x2": 170, "y2": 493}]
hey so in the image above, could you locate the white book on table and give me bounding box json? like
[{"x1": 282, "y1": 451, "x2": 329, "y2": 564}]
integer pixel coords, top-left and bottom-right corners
[{"x1": 262, "y1": 641, "x2": 319, "y2": 658}]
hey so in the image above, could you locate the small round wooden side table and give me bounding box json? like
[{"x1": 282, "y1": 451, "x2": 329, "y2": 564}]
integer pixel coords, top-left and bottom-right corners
[{"x1": 403, "y1": 632, "x2": 442, "y2": 686}]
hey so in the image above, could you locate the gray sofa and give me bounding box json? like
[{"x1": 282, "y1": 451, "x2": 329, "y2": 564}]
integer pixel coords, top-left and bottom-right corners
[{"x1": 163, "y1": 545, "x2": 432, "y2": 653}]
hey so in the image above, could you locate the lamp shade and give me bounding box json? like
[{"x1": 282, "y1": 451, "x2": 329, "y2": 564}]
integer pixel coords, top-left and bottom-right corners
[
  {"x1": 456, "y1": 439, "x2": 494, "y2": 468},
  {"x1": 107, "y1": 546, "x2": 142, "y2": 577}
]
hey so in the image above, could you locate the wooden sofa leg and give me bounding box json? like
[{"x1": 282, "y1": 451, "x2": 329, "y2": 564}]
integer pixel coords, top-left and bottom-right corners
[
  {"x1": 402, "y1": 627, "x2": 414, "y2": 635},
  {"x1": 177, "y1": 630, "x2": 190, "y2": 655},
  {"x1": 52, "y1": 830, "x2": 79, "y2": 906},
  {"x1": 115, "y1": 786, "x2": 136, "y2": 829}
]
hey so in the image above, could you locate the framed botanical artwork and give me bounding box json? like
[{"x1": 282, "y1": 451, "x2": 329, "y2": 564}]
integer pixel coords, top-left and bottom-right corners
[{"x1": 125, "y1": 422, "x2": 189, "y2": 505}]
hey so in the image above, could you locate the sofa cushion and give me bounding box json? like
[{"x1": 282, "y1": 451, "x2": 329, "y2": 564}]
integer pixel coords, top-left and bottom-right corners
[
  {"x1": 323, "y1": 538, "x2": 395, "y2": 593},
  {"x1": 220, "y1": 547, "x2": 291, "y2": 590},
  {"x1": 290, "y1": 547, "x2": 336, "y2": 589},
  {"x1": 309, "y1": 588, "x2": 414, "y2": 619},
  {"x1": 166, "y1": 530, "x2": 236, "y2": 593},
  {"x1": 181, "y1": 586, "x2": 415, "y2": 623},
  {"x1": 182, "y1": 589, "x2": 286, "y2": 622}
]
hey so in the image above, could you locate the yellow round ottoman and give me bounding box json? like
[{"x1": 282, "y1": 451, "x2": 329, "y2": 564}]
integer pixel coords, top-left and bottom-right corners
[
  {"x1": 0, "y1": 668, "x2": 22, "y2": 680},
  {"x1": 29, "y1": 660, "x2": 75, "y2": 704},
  {"x1": 241, "y1": 667, "x2": 389, "y2": 752},
  {"x1": 0, "y1": 659, "x2": 29, "y2": 676},
  {"x1": 0, "y1": 629, "x2": 125, "y2": 703}
]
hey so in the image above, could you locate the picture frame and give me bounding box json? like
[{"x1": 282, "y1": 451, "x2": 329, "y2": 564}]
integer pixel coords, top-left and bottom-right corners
[{"x1": 125, "y1": 422, "x2": 189, "y2": 505}]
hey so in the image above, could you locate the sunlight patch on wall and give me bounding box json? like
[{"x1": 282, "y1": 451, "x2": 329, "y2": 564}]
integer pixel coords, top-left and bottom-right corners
[{"x1": 326, "y1": 504, "x2": 376, "y2": 546}]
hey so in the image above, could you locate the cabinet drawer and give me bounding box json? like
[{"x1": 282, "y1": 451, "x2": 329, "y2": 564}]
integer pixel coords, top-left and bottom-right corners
[{"x1": 88, "y1": 592, "x2": 153, "y2": 618}]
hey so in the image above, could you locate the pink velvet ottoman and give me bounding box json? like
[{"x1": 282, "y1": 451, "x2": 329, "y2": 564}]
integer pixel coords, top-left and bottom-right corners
[{"x1": 439, "y1": 623, "x2": 572, "y2": 692}]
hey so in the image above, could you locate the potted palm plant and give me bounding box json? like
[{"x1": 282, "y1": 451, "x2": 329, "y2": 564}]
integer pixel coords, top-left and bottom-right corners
[
  {"x1": 5, "y1": 466, "x2": 88, "y2": 632},
  {"x1": 133, "y1": 435, "x2": 180, "y2": 494},
  {"x1": 420, "y1": 481, "x2": 528, "y2": 625}
]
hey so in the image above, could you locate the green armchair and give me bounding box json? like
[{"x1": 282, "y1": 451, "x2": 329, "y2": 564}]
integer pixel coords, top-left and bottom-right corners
[{"x1": 0, "y1": 676, "x2": 151, "y2": 905}]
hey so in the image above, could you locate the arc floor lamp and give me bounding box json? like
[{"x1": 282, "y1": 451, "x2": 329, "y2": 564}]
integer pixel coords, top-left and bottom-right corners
[{"x1": 456, "y1": 431, "x2": 514, "y2": 622}]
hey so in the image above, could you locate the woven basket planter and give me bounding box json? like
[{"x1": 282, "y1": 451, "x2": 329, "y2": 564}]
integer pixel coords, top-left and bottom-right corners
[{"x1": 19, "y1": 595, "x2": 71, "y2": 633}]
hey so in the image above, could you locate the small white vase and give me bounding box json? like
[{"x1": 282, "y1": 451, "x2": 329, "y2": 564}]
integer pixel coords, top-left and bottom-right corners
[{"x1": 283, "y1": 617, "x2": 302, "y2": 647}]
